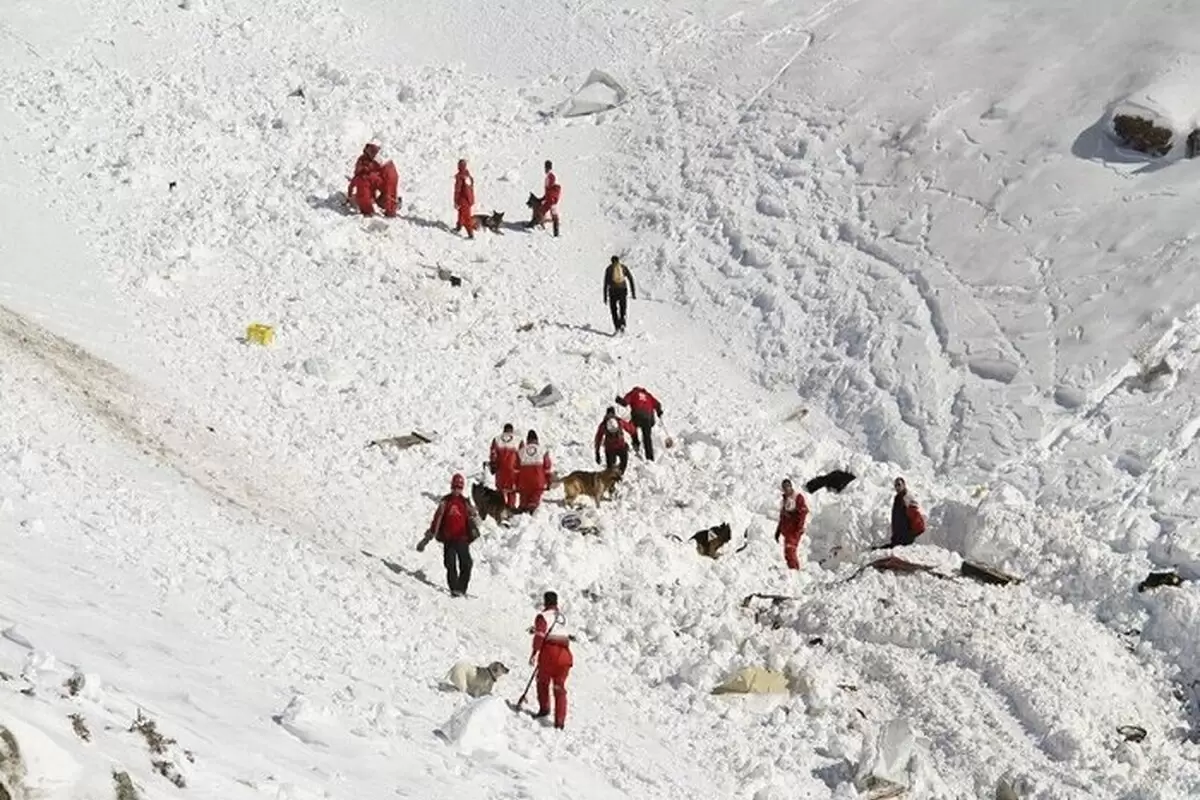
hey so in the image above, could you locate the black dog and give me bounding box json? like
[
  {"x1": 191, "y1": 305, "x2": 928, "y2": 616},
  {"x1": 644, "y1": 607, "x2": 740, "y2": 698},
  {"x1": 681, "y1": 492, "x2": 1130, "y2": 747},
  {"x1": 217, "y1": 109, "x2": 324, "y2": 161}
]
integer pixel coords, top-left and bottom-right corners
[
  {"x1": 471, "y1": 482, "x2": 513, "y2": 525},
  {"x1": 805, "y1": 470, "x2": 856, "y2": 494},
  {"x1": 691, "y1": 522, "x2": 732, "y2": 558}
]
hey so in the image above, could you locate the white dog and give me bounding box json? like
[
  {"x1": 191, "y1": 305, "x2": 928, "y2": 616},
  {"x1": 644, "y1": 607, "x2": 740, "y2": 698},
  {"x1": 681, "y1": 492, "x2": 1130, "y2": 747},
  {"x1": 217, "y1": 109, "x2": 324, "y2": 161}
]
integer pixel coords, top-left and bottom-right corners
[{"x1": 443, "y1": 661, "x2": 510, "y2": 697}]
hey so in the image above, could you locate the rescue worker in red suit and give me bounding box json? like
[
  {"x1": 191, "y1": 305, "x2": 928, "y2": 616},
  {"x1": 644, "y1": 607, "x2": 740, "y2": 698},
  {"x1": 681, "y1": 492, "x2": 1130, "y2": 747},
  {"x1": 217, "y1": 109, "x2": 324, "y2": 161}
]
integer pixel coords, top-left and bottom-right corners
[
  {"x1": 347, "y1": 143, "x2": 399, "y2": 218},
  {"x1": 531, "y1": 159, "x2": 561, "y2": 237},
  {"x1": 416, "y1": 473, "x2": 479, "y2": 597},
  {"x1": 453, "y1": 159, "x2": 476, "y2": 239},
  {"x1": 516, "y1": 430, "x2": 552, "y2": 513},
  {"x1": 593, "y1": 406, "x2": 636, "y2": 474},
  {"x1": 889, "y1": 476, "x2": 926, "y2": 546},
  {"x1": 774, "y1": 478, "x2": 809, "y2": 570},
  {"x1": 614, "y1": 386, "x2": 663, "y2": 460},
  {"x1": 488, "y1": 422, "x2": 521, "y2": 509},
  {"x1": 529, "y1": 590, "x2": 573, "y2": 729}
]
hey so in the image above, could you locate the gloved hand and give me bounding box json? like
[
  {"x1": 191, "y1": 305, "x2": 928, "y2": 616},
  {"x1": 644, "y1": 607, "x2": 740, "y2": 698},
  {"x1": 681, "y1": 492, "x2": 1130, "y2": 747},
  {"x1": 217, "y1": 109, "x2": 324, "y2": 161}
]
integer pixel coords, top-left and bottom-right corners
[
  {"x1": 774, "y1": 531, "x2": 781, "y2": 543},
  {"x1": 417, "y1": 537, "x2": 429, "y2": 552},
  {"x1": 595, "y1": 452, "x2": 601, "y2": 465},
  {"x1": 614, "y1": 394, "x2": 623, "y2": 404},
  {"x1": 656, "y1": 408, "x2": 663, "y2": 419}
]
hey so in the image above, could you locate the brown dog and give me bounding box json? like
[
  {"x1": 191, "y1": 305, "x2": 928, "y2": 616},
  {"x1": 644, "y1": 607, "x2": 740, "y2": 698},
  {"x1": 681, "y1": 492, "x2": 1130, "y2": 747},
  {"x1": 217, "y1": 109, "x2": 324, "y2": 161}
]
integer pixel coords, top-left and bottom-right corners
[
  {"x1": 553, "y1": 468, "x2": 622, "y2": 507},
  {"x1": 472, "y1": 210, "x2": 505, "y2": 233},
  {"x1": 691, "y1": 523, "x2": 732, "y2": 558}
]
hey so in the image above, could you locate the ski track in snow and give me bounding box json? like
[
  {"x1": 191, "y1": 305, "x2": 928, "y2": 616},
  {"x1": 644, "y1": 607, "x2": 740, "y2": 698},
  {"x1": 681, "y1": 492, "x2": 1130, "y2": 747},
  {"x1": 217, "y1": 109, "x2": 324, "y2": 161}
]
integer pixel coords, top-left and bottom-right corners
[{"x1": 3, "y1": 0, "x2": 1200, "y2": 798}]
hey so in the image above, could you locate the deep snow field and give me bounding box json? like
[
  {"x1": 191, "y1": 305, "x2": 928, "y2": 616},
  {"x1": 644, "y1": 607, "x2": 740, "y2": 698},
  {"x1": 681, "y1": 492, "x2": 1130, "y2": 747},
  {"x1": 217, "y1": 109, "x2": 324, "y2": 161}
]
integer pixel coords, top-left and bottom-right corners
[{"x1": 4, "y1": 0, "x2": 1200, "y2": 797}]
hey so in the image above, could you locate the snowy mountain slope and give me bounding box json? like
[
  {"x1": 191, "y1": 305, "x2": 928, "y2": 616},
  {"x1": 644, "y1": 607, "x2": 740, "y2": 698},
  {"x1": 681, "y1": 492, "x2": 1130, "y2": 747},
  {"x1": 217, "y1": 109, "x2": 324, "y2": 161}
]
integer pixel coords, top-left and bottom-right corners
[
  {"x1": 3, "y1": 0, "x2": 1200, "y2": 798},
  {"x1": 609, "y1": 0, "x2": 1200, "y2": 512}
]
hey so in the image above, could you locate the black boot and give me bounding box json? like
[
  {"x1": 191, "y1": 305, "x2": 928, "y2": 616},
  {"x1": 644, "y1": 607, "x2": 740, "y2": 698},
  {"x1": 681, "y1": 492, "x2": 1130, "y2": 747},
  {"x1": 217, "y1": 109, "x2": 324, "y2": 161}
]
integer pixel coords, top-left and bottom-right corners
[{"x1": 552, "y1": 218, "x2": 560, "y2": 237}]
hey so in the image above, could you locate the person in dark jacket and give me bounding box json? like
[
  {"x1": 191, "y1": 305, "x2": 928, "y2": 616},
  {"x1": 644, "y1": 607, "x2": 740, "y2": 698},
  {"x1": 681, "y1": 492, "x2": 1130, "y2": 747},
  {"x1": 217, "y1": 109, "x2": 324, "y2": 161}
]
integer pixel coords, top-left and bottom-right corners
[
  {"x1": 417, "y1": 473, "x2": 480, "y2": 597},
  {"x1": 593, "y1": 406, "x2": 636, "y2": 473},
  {"x1": 614, "y1": 386, "x2": 663, "y2": 460},
  {"x1": 889, "y1": 476, "x2": 926, "y2": 547},
  {"x1": 602, "y1": 256, "x2": 636, "y2": 334}
]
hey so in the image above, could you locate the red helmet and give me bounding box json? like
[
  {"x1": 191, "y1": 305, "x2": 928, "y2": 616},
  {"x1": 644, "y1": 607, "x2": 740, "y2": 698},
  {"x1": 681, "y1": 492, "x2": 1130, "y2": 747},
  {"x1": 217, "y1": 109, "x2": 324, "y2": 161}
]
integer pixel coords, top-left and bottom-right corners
[{"x1": 451, "y1": 473, "x2": 465, "y2": 491}]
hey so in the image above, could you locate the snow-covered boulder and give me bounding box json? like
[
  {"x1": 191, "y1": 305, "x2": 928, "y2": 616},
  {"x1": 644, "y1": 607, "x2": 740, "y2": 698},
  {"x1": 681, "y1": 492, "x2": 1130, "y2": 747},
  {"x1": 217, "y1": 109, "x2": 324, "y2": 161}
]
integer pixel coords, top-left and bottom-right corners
[{"x1": 1107, "y1": 81, "x2": 1200, "y2": 156}]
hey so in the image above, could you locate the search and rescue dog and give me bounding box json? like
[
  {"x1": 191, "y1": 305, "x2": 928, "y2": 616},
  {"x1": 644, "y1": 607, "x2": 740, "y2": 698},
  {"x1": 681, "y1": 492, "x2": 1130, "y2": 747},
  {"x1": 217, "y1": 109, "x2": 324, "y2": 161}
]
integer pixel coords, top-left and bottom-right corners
[
  {"x1": 471, "y1": 210, "x2": 505, "y2": 233},
  {"x1": 471, "y1": 482, "x2": 513, "y2": 525},
  {"x1": 691, "y1": 522, "x2": 733, "y2": 558},
  {"x1": 553, "y1": 468, "x2": 623, "y2": 507},
  {"x1": 442, "y1": 661, "x2": 510, "y2": 697}
]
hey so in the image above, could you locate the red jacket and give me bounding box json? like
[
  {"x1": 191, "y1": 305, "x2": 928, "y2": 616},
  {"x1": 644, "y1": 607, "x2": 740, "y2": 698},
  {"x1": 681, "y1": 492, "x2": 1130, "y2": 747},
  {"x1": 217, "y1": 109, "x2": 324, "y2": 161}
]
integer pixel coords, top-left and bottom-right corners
[
  {"x1": 489, "y1": 432, "x2": 521, "y2": 485},
  {"x1": 618, "y1": 387, "x2": 661, "y2": 417},
  {"x1": 531, "y1": 606, "x2": 572, "y2": 670},
  {"x1": 776, "y1": 492, "x2": 808, "y2": 540},
  {"x1": 430, "y1": 493, "x2": 477, "y2": 543},
  {"x1": 348, "y1": 154, "x2": 382, "y2": 197},
  {"x1": 454, "y1": 171, "x2": 475, "y2": 208},
  {"x1": 544, "y1": 171, "x2": 557, "y2": 194},
  {"x1": 594, "y1": 417, "x2": 636, "y2": 454},
  {"x1": 517, "y1": 442, "x2": 552, "y2": 492}
]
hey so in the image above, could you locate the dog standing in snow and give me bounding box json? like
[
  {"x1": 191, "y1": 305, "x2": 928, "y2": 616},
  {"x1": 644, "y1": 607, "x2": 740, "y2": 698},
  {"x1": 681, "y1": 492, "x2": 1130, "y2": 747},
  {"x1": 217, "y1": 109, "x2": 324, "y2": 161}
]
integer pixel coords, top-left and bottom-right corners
[{"x1": 443, "y1": 661, "x2": 510, "y2": 697}]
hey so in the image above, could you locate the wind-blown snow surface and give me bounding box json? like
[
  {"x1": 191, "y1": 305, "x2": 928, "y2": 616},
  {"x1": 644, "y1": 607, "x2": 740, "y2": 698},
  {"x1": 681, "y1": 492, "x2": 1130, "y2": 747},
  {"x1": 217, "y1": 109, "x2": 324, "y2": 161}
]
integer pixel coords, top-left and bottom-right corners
[{"x1": 4, "y1": 0, "x2": 1200, "y2": 797}]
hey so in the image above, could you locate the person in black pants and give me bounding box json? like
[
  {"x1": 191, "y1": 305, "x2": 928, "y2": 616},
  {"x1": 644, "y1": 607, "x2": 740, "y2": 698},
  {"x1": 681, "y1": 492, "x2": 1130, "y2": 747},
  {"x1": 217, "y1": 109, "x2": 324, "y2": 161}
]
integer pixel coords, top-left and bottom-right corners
[
  {"x1": 603, "y1": 256, "x2": 636, "y2": 334},
  {"x1": 416, "y1": 473, "x2": 480, "y2": 597}
]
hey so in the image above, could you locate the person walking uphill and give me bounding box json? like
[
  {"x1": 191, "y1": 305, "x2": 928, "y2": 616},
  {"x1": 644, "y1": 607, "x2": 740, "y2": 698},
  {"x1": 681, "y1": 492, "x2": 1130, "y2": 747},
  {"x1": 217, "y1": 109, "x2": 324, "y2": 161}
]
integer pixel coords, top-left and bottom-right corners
[
  {"x1": 890, "y1": 476, "x2": 926, "y2": 547},
  {"x1": 530, "y1": 590, "x2": 573, "y2": 729},
  {"x1": 594, "y1": 406, "x2": 635, "y2": 473},
  {"x1": 488, "y1": 423, "x2": 521, "y2": 510},
  {"x1": 516, "y1": 430, "x2": 552, "y2": 513},
  {"x1": 416, "y1": 473, "x2": 480, "y2": 597},
  {"x1": 347, "y1": 143, "x2": 399, "y2": 217},
  {"x1": 775, "y1": 478, "x2": 809, "y2": 570},
  {"x1": 453, "y1": 159, "x2": 476, "y2": 239},
  {"x1": 614, "y1": 385, "x2": 662, "y2": 460},
  {"x1": 603, "y1": 256, "x2": 636, "y2": 334}
]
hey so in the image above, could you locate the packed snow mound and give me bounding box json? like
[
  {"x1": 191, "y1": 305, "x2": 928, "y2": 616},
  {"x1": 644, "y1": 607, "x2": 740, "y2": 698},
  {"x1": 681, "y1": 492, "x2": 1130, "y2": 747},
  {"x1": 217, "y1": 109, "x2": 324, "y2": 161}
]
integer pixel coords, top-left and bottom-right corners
[
  {"x1": 559, "y1": 69, "x2": 629, "y2": 118},
  {"x1": 435, "y1": 696, "x2": 510, "y2": 754}
]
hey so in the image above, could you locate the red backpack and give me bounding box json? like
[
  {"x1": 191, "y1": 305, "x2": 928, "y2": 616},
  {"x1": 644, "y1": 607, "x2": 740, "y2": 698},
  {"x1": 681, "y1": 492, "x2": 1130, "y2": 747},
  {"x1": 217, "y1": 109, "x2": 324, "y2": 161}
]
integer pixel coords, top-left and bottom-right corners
[{"x1": 906, "y1": 503, "x2": 927, "y2": 536}]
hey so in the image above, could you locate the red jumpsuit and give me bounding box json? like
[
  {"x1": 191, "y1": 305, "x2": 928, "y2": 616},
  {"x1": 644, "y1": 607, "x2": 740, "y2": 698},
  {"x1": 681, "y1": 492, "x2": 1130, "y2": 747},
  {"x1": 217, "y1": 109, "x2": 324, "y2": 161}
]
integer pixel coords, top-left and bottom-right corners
[
  {"x1": 489, "y1": 431, "x2": 521, "y2": 509},
  {"x1": 516, "y1": 441, "x2": 552, "y2": 512},
  {"x1": 536, "y1": 171, "x2": 561, "y2": 225},
  {"x1": 454, "y1": 166, "x2": 475, "y2": 235},
  {"x1": 776, "y1": 490, "x2": 809, "y2": 570},
  {"x1": 348, "y1": 152, "x2": 399, "y2": 217},
  {"x1": 532, "y1": 606, "x2": 572, "y2": 728}
]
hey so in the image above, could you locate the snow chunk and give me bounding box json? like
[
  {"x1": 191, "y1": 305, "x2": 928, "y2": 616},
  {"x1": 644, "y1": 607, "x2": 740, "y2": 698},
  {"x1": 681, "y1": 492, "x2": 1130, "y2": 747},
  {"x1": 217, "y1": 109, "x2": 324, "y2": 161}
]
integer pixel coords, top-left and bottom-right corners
[
  {"x1": 559, "y1": 69, "x2": 628, "y2": 118},
  {"x1": 967, "y1": 357, "x2": 1019, "y2": 384},
  {"x1": 755, "y1": 195, "x2": 787, "y2": 218},
  {"x1": 854, "y1": 719, "x2": 945, "y2": 798},
  {"x1": 434, "y1": 696, "x2": 509, "y2": 754}
]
